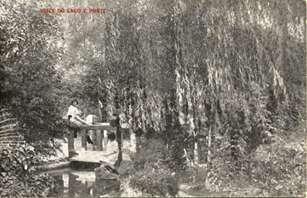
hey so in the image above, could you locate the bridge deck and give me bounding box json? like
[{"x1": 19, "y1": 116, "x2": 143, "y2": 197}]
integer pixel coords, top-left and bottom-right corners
[{"x1": 78, "y1": 123, "x2": 115, "y2": 131}]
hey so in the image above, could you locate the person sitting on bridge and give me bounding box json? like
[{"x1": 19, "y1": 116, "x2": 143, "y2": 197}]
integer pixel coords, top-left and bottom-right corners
[
  {"x1": 67, "y1": 99, "x2": 88, "y2": 127},
  {"x1": 66, "y1": 99, "x2": 89, "y2": 157}
]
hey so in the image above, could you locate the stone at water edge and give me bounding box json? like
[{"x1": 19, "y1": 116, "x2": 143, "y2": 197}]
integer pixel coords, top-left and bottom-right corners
[
  {"x1": 94, "y1": 163, "x2": 121, "y2": 195},
  {"x1": 95, "y1": 162, "x2": 119, "y2": 180}
]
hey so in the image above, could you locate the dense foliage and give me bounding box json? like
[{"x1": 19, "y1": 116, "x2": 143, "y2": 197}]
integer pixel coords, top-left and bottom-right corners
[
  {"x1": 0, "y1": 0, "x2": 64, "y2": 146},
  {"x1": 130, "y1": 137, "x2": 179, "y2": 197},
  {"x1": 0, "y1": 144, "x2": 54, "y2": 197},
  {"x1": 0, "y1": 1, "x2": 64, "y2": 196}
]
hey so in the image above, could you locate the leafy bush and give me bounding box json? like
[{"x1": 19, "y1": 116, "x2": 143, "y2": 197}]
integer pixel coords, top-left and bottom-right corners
[
  {"x1": 206, "y1": 134, "x2": 305, "y2": 197},
  {"x1": 0, "y1": 0, "x2": 64, "y2": 146},
  {"x1": 0, "y1": 144, "x2": 54, "y2": 197},
  {"x1": 130, "y1": 137, "x2": 179, "y2": 197},
  {"x1": 205, "y1": 136, "x2": 250, "y2": 192},
  {"x1": 134, "y1": 137, "x2": 168, "y2": 169},
  {"x1": 130, "y1": 162, "x2": 178, "y2": 197},
  {"x1": 249, "y1": 136, "x2": 305, "y2": 196}
]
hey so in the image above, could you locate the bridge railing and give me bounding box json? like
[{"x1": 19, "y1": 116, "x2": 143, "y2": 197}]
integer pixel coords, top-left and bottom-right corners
[
  {"x1": 66, "y1": 121, "x2": 129, "y2": 157},
  {"x1": 79, "y1": 123, "x2": 115, "y2": 151}
]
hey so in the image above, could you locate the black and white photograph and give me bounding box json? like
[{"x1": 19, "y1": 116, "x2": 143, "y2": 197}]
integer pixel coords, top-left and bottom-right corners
[{"x1": 0, "y1": 0, "x2": 306, "y2": 197}]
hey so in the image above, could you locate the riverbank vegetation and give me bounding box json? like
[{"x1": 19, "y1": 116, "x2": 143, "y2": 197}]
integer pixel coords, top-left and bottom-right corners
[{"x1": 0, "y1": 0, "x2": 305, "y2": 197}]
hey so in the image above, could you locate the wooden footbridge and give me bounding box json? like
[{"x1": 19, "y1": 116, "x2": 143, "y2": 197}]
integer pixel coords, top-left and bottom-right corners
[
  {"x1": 0, "y1": 107, "x2": 133, "y2": 169},
  {"x1": 66, "y1": 121, "x2": 133, "y2": 167}
]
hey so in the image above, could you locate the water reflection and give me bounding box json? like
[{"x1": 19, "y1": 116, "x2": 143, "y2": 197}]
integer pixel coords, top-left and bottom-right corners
[{"x1": 48, "y1": 169, "x2": 120, "y2": 198}]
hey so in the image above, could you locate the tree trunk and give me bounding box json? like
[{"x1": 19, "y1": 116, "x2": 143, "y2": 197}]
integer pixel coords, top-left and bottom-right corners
[
  {"x1": 114, "y1": 114, "x2": 122, "y2": 168},
  {"x1": 114, "y1": 90, "x2": 122, "y2": 168}
]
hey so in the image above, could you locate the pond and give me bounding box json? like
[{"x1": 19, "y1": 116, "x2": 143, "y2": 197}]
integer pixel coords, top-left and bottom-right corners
[
  {"x1": 47, "y1": 168, "x2": 122, "y2": 198},
  {"x1": 45, "y1": 166, "x2": 221, "y2": 197}
]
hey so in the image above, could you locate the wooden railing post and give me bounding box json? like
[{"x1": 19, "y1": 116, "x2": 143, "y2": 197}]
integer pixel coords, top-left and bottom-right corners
[
  {"x1": 97, "y1": 129, "x2": 103, "y2": 151},
  {"x1": 81, "y1": 129, "x2": 87, "y2": 150},
  {"x1": 91, "y1": 129, "x2": 97, "y2": 151},
  {"x1": 70, "y1": 123, "x2": 121, "y2": 153},
  {"x1": 68, "y1": 128, "x2": 75, "y2": 157}
]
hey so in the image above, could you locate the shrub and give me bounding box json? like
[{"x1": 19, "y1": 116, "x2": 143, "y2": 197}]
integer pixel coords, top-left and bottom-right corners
[
  {"x1": 130, "y1": 161, "x2": 178, "y2": 197},
  {"x1": 206, "y1": 134, "x2": 305, "y2": 196},
  {"x1": 249, "y1": 136, "x2": 305, "y2": 196},
  {"x1": 130, "y1": 137, "x2": 179, "y2": 197},
  {"x1": 0, "y1": 144, "x2": 54, "y2": 197}
]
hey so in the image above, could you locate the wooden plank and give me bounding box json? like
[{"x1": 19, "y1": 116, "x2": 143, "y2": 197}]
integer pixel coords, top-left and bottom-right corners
[
  {"x1": 0, "y1": 128, "x2": 16, "y2": 134},
  {"x1": 0, "y1": 136, "x2": 24, "y2": 141},
  {"x1": 0, "y1": 123, "x2": 17, "y2": 130},
  {"x1": 0, "y1": 141, "x2": 25, "y2": 145},
  {"x1": 0, "y1": 108, "x2": 9, "y2": 113},
  {"x1": 0, "y1": 132, "x2": 20, "y2": 138},
  {"x1": 66, "y1": 122, "x2": 125, "y2": 131},
  {"x1": 91, "y1": 129, "x2": 97, "y2": 151},
  {"x1": 81, "y1": 129, "x2": 87, "y2": 150},
  {"x1": 0, "y1": 118, "x2": 17, "y2": 125},
  {"x1": 79, "y1": 123, "x2": 114, "y2": 131},
  {"x1": 0, "y1": 113, "x2": 12, "y2": 120},
  {"x1": 97, "y1": 130, "x2": 103, "y2": 151}
]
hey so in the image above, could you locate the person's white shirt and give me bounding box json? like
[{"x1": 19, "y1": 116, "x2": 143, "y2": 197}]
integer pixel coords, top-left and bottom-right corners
[{"x1": 66, "y1": 105, "x2": 83, "y2": 125}]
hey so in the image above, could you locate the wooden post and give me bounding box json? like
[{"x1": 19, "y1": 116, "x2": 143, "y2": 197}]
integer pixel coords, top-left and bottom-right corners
[
  {"x1": 103, "y1": 129, "x2": 109, "y2": 151},
  {"x1": 129, "y1": 128, "x2": 135, "y2": 151},
  {"x1": 97, "y1": 130, "x2": 103, "y2": 151},
  {"x1": 68, "y1": 128, "x2": 75, "y2": 157},
  {"x1": 91, "y1": 129, "x2": 97, "y2": 151},
  {"x1": 81, "y1": 129, "x2": 87, "y2": 150}
]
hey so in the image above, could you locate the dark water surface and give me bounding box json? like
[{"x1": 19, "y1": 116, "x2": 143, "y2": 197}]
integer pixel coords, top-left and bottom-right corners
[
  {"x1": 46, "y1": 167, "x2": 215, "y2": 197},
  {"x1": 48, "y1": 168, "x2": 121, "y2": 198}
]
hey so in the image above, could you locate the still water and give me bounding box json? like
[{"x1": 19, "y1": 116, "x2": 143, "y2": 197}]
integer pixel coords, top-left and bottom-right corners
[{"x1": 48, "y1": 168, "x2": 122, "y2": 198}]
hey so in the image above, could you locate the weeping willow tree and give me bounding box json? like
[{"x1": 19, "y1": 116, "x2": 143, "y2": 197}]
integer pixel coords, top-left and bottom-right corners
[{"x1": 72, "y1": 0, "x2": 304, "y2": 194}]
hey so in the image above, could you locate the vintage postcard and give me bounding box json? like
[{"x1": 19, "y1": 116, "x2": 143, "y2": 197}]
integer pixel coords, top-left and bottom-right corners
[{"x1": 0, "y1": 0, "x2": 305, "y2": 197}]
